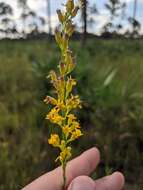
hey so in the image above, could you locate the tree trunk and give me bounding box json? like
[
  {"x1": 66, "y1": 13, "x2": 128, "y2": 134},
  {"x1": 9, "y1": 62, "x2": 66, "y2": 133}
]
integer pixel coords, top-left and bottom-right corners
[
  {"x1": 47, "y1": 0, "x2": 52, "y2": 35},
  {"x1": 81, "y1": 0, "x2": 87, "y2": 45},
  {"x1": 133, "y1": 0, "x2": 137, "y2": 20},
  {"x1": 18, "y1": 0, "x2": 27, "y2": 35},
  {"x1": 133, "y1": 0, "x2": 138, "y2": 33}
]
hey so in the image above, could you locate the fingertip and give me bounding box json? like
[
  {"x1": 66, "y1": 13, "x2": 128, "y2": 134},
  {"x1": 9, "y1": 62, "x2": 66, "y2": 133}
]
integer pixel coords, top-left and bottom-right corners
[
  {"x1": 112, "y1": 171, "x2": 125, "y2": 188},
  {"x1": 94, "y1": 171, "x2": 125, "y2": 190},
  {"x1": 83, "y1": 147, "x2": 100, "y2": 164},
  {"x1": 82, "y1": 147, "x2": 100, "y2": 175},
  {"x1": 68, "y1": 176, "x2": 95, "y2": 190},
  {"x1": 93, "y1": 147, "x2": 101, "y2": 163}
]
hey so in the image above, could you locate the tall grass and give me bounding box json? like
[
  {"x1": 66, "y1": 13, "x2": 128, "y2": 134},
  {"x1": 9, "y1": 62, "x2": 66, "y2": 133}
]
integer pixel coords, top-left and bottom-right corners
[{"x1": 0, "y1": 39, "x2": 143, "y2": 189}]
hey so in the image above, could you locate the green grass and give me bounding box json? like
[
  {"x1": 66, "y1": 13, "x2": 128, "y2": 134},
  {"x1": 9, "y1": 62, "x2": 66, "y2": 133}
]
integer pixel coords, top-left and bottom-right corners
[{"x1": 0, "y1": 39, "x2": 143, "y2": 189}]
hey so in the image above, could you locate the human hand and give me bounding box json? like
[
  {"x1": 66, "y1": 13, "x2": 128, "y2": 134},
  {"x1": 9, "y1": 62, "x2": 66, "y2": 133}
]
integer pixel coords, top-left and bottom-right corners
[{"x1": 23, "y1": 147, "x2": 125, "y2": 190}]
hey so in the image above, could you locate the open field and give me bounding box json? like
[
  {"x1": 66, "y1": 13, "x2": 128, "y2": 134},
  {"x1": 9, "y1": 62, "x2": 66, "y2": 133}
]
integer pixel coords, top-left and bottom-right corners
[{"x1": 0, "y1": 39, "x2": 143, "y2": 189}]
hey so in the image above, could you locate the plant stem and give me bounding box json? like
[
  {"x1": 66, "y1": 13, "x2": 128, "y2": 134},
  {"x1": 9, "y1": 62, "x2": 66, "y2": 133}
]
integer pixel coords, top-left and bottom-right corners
[{"x1": 62, "y1": 162, "x2": 66, "y2": 190}]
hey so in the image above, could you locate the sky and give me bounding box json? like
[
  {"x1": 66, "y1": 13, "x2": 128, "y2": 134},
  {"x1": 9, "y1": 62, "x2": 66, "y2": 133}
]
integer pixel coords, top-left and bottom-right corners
[{"x1": 1, "y1": 0, "x2": 143, "y2": 34}]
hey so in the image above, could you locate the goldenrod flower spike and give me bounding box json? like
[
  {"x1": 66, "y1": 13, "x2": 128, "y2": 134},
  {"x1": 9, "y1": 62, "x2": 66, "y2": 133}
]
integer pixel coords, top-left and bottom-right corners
[{"x1": 44, "y1": 1, "x2": 82, "y2": 189}]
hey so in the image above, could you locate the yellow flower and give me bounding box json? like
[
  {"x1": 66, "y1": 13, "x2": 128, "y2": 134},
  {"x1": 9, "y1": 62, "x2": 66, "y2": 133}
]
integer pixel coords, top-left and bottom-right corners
[
  {"x1": 48, "y1": 134, "x2": 60, "y2": 147},
  {"x1": 70, "y1": 129, "x2": 83, "y2": 141},
  {"x1": 60, "y1": 140, "x2": 66, "y2": 150},
  {"x1": 44, "y1": 96, "x2": 57, "y2": 105},
  {"x1": 71, "y1": 121, "x2": 81, "y2": 130},
  {"x1": 57, "y1": 100, "x2": 66, "y2": 110},
  {"x1": 68, "y1": 114, "x2": 77, "y2": 125},
  {"x1": 59, "y1": 146, "x2": 72, "y2": 162},
  {"x1": 48, "y1": 70, "x2": 57, "y2": 82},
  {"x1": 66, "y1": 77, "x2": 77, "y2": 98},
  {"x1": 46, "y1": 108, "x2": 64, "y2": 126},
  {"x1": 62, "y1": 125, "x2": 71, "y2": 138},
  {"x1": 44, "y1": 96, "x2": 65, "y2": 110},
  {"x1": 66, "y1": 95, "x2": 81, "y2": 111}
]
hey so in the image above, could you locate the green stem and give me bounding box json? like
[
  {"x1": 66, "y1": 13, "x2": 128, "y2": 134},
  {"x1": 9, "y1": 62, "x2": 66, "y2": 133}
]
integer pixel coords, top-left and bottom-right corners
[
  {"x1": 62, "y1": 162, "x2": 66, "y2": 190},
  {"x1": 61, "y1": 10, "x2": 72, "y2": 190}
]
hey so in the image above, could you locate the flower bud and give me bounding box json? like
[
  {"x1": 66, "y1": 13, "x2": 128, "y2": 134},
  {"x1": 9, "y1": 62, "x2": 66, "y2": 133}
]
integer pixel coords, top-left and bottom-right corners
[
  {"x1": 71, "y1": 6, "x2": 79, "y2": 17},
  {"x1": 66, "y1": 51, "x2": 76, "y2": 73},
  {"x1": 66, "y1": 77, "x2": 76, "y2": 97},
  {"x1": 57, "y1": 76, "x2": 65, "y2": 100},
  {"x1": 62, "y1": 34, "x2": 69, "y2": 50},
  {"x1": 44, "y1": 96, "x2": 57, "y2": 105},
  {"x1": 55, "y1": 28, "x2": 62, "y2": 45},
  {"x1": 66, "y1": 0, "x2": 74, "y2": 12},
  {"x1": 67, "y1": 24, "x2": 75, "y2": 37},
  {"x1": 59, "y1": 76, "x2": 65, "y2": 87},
  {"x1": 59, "y1": 61, "x2": 66, "y2": 75},
  {"x1": 57, "y1": 9, "x2": 65, "y2": 23},
  {"x1": 47, "y1": 70, "x2": 57, "y2": 82}
]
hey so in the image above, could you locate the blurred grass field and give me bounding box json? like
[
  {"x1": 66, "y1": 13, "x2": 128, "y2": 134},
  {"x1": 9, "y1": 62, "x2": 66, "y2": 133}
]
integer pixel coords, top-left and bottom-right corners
[{"x1": 0, "y1": 39, "x2": 143, "y2": 189}]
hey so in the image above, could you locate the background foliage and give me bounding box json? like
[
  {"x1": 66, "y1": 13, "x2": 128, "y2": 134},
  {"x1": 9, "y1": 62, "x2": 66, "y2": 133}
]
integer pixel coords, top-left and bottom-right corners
[{"x1": 0, "y1": 39, "x2": 143, "y2": 189}]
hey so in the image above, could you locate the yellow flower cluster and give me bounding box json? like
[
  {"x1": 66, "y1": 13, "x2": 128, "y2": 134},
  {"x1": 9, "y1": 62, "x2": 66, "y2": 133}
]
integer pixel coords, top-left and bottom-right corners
[
  {"x1": 44, "y1": 1, "x2": 82, "y2": 189},
  {"x1": 48, "y1": 134, "x2": 60, "y2": 147},
  {"x1": 46, "y1": 93, "x2": 82, "y2": 163}
]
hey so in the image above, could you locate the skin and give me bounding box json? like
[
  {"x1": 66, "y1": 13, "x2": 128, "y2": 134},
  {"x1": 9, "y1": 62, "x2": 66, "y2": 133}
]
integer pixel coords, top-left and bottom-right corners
[{"x1": 23, "y1": 147, "x2": 125, "y2": 190}]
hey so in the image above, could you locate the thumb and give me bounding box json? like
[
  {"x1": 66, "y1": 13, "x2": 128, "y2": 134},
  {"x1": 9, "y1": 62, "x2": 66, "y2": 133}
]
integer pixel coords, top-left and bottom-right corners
[{"x1": 67, "y1": 176, "x2": 95, "y2": 190}]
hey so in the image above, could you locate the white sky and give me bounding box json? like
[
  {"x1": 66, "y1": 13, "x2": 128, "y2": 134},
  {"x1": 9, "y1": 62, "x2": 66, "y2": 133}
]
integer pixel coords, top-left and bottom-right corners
[{"x1": 0, "y1": 0, "x2": 143, "y2": 34}]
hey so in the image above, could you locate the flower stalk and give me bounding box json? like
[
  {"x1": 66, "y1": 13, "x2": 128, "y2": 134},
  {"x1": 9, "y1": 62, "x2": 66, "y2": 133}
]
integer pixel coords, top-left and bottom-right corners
[{"x1": 44, "y1": 1, "x2": 82, "y2": 189}]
